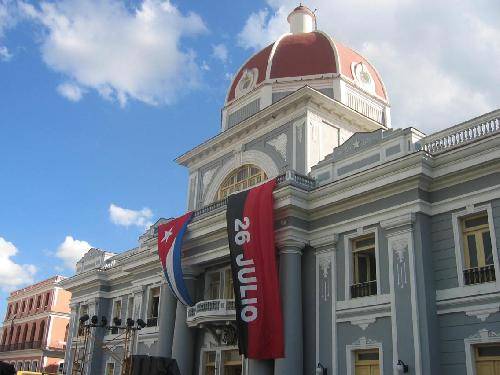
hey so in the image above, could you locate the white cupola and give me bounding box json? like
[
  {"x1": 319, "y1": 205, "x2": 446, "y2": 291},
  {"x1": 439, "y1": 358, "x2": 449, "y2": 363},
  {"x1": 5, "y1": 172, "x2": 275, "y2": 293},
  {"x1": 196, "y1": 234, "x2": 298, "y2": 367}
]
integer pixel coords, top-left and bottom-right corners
[{"x1": 287, "y1": 5, "x2": 317, "y2": 34}]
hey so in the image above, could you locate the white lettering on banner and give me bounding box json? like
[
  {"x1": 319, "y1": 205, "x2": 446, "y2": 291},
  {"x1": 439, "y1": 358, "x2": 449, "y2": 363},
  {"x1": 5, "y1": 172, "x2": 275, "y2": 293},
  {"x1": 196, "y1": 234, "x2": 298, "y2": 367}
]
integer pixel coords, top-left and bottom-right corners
[
  {"x1": 234, "y1": 216, "x2": 258, "y2": 323},
  {"x1": 235, "y1": 217, "x2": 251, "y2": 245}
]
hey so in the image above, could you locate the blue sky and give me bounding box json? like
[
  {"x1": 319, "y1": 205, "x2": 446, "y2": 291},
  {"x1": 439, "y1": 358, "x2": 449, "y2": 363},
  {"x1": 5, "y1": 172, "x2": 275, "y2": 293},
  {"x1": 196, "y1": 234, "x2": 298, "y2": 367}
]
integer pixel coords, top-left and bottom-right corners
[{"x1": 0, "y1": 0, "x2": 499, "y2": 316}]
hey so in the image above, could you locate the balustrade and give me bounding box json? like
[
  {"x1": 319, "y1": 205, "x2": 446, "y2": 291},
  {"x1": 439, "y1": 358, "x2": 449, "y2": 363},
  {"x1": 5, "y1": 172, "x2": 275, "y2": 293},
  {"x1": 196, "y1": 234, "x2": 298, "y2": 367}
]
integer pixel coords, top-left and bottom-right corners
[{"x1": 421, "y1": 112, "x2": 500, "y2": 154}]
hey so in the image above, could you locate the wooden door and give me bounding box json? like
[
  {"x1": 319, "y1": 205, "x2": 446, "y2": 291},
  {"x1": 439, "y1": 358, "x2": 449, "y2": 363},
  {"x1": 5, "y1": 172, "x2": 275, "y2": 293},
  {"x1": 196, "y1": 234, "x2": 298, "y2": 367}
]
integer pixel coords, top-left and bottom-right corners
[
  {"x1": 476, "y1": 345, "x2": 500, "y2": 375},
  {"x1": 355, "y1": 349, "x2": 380, "y2": 375}
]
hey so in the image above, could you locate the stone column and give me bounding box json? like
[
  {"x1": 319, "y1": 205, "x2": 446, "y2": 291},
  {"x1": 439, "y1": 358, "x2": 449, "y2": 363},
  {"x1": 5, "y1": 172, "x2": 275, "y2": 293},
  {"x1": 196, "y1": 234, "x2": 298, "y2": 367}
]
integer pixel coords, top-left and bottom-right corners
[
  {"x1": 157, "y1": 281, "x2": 177, "y2": 358},
  {"x1": 274, "y1": 240, "x2": 305, "y2": 375},
  {"x1": 172, "y1": 270, "x2": 197, "y2": 375}
]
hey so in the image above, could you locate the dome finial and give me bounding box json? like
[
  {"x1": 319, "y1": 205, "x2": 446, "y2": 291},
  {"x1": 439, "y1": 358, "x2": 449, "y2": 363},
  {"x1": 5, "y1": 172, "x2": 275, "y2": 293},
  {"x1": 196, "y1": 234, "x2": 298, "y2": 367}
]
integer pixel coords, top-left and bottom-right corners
[{"x1": 287, "y1": 4, "x2": 317, "y2": 34}]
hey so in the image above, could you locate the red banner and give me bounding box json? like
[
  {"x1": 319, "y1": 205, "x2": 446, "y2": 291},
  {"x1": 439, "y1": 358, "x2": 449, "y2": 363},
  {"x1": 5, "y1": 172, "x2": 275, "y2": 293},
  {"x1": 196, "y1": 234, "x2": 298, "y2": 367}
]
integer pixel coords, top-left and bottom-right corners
[{"x1": 226, "y1": 179, "x2": 284, "y2": 359}]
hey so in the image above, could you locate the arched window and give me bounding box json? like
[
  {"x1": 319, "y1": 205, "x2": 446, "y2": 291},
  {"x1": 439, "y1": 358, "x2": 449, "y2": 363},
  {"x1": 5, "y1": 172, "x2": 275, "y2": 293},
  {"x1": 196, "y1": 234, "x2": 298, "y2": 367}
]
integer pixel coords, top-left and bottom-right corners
[
  {"x1": 38, "y1": 320, "x2": 46, "y2": 343},
  {"x1": 217, "y1": 164, "x2": 267, "y2": 200}
]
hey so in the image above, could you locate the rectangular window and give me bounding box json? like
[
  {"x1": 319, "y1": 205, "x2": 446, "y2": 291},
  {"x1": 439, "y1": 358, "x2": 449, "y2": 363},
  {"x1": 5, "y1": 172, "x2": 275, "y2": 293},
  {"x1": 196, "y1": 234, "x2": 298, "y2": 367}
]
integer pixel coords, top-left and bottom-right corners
[
  {"x1": 354, "y1": 349, "x2": 380, "y2": 375},
  {"x1": 204, "y1": 351, "x2": 216, "y2": 375},
  {"x1": 462, "y1": 213, "x2": 496, "y2": 285},
  {"x1": 78, "y1": 305, "x2": 89, "y2": 336},
  {"x1": 222, "y1": 349, "x2": 242, "y2": 375},
  {"x1": 112, "y1": 300, "x2": 122, "y2": 319},
  {"x1": 224, "y1": 269, "x2": 235, "y2": 300},
  {"x1": 206, "y1": 272, "x2": 221, "y2": 300},
  {"x1": 105, "y1": 362, "x2": 115, "y2": 375},
  {"x1": 127, "y1": 296, "x2": 134, "y2": 320},
  {"x1": 147, "y1": 287, "x2": 160, "y2": 327},
  {"x1": 350, "y1": 234, "x2": 377, "y2": 298},
  {"x1": 111, "y1": 299, "x2": 122, "y2": 334}
]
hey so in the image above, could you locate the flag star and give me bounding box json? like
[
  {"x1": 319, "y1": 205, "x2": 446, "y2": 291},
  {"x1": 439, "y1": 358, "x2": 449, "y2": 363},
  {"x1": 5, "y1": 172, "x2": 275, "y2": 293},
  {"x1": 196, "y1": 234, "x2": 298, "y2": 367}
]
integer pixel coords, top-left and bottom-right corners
[{"x1": 162, "y1": 228, "x2": 173, "y2": 242}]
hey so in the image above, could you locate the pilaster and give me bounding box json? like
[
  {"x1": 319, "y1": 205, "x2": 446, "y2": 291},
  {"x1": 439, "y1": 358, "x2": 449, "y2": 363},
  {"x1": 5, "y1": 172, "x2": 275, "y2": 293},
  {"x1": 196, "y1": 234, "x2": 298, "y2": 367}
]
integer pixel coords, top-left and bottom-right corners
[
  {"x1": 381, "y1": 213, "x2": 420, "y2": 375},
  {"x1": 311, "y1": 234, "x2": 338, "y2": 375}
]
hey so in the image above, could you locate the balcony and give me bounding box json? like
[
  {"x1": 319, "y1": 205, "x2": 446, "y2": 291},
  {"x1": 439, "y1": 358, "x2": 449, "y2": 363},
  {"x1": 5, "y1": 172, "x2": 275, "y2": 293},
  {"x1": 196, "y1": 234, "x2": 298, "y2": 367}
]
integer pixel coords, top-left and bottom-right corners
[
  {"x1": 463, "y1": 265, "x2": 496, "y2": 285},
  {"x1": 192, "y1": 171, "x2": 316, "y2": 220},
  {"x1": 186, "y1": 299, "x2": 236, "y2": 327},
  {"x1": 350, "y1": 280, "x2": 377, "y2": 299}
]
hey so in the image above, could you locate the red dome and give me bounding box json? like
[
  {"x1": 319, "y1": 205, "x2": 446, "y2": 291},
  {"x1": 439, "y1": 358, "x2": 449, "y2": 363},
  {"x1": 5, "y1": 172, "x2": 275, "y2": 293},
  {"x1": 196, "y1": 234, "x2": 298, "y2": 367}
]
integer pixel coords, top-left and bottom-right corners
[
  {"x1": 226, "y1": 31, "x2": 387, "y2": 103},
  {"x1": 269, "y1": 33, "x2": 336, "y2": 79}
]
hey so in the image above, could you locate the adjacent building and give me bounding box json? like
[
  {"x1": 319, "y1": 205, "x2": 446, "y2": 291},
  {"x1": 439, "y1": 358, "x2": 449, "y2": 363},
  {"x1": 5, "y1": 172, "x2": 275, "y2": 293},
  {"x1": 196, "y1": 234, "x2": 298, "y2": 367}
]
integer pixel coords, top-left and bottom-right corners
[
  {"x1": 0, "y1": 275, "x2": 71, "y2": 372},
  {"x1": 60, "y1": 6, "x2": 500, "y2": 375}
]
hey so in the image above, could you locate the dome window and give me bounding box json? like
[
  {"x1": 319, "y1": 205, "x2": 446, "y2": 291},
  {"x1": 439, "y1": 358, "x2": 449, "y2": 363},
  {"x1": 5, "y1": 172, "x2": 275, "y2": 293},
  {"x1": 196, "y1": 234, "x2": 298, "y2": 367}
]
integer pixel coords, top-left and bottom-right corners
[
  {"x1": 352, "y1": 62, "x2": 375, "y2": 94},
  {"x1": 236, "y1": 68, "x2": 258, "y2": 98}
]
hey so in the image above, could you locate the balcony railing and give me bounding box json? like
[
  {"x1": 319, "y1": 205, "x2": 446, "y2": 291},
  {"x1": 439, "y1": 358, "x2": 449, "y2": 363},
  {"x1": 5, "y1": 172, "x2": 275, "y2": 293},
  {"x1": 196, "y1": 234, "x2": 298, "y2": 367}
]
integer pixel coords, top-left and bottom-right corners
[
  {"x1": 350, "y1": 280, "x2": 377, "y2": 299},
  {"x1": 421, "y1": 110, "x2": 500, "y2": 154},
  {"x1": 463, "y1": 265, "x2": 496, "y2": 285},
  {"x1": 193, "y1": 170, "x2": 316, "y2": 220},
  {"x1": 186, "y1": 299, "x2": 236, "y2": 327}
]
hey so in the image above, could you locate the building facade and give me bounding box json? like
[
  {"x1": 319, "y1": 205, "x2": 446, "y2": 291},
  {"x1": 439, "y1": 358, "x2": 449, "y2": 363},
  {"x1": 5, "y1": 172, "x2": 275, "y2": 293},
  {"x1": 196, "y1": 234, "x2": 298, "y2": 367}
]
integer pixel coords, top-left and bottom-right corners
[
  {"x1": 60, "y1": 6, "x2": 500, "y2": 375},
  {"x1": 0, "y1": 275, "x2": 71, "y2": 372}
]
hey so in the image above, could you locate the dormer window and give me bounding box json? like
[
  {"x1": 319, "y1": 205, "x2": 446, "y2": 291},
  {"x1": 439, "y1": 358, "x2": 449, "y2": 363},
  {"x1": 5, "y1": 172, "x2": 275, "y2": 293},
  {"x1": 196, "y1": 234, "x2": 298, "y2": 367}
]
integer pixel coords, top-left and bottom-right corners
[{"x1": 217, "y1": 164, "x2": 267, "y2": 200}]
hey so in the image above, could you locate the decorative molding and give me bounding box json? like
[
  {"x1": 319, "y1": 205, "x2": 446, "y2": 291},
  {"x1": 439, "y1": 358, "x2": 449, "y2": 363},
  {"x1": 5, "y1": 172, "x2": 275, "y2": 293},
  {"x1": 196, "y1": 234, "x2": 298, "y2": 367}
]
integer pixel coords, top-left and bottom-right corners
[
  {"x1": 267, "y1": 133, "x2": 288, "y2": 161},
  {"x1": 392, "y1": 238, "x2": 408, "y2": 289},
  {"x1": 139, "y1": 338, "x2": 157, "y2": 349},
  {"x1": 469, "y1": 328, "x2": 498, "y2": 340},
  {"x1": 296, "y1": 120, "x2": 305, "y2": 143},
  {"x1": 318, "y1": 255, "x2": 331, "y2": 302},
  {"x1": 202, "y1": 168, "x2": 217, "y2": 191},
  {"x1": 380, "y1": 213, "x2": 415, "y2": 235},
  {"x1": 465, "y1": 304, "x2": 500, "y2": 322},
  {"x1": 310, "y1": 233, "x2": 338, "y2": 250},
  {"x1": 351, "y1": 336, "x2": 377, "y2": 347},
  {"x1": 350, "y1": 317, "x2": 377, "y2": 330}
]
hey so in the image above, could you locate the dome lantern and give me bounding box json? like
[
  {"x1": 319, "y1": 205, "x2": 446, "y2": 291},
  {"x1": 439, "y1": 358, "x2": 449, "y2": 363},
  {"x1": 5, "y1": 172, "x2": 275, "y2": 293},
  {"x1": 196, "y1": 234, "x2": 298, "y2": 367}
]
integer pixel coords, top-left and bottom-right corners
[{"x1": 287, "y1": 5, "x2": 316, "y2": 34}]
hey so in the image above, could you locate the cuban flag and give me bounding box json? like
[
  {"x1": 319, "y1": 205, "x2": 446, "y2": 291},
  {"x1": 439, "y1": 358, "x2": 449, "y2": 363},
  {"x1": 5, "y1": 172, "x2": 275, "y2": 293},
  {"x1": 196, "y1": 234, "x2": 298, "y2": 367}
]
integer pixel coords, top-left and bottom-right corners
[{"x1": 157, "y1": 212, "x2": 194, "y2": 306}]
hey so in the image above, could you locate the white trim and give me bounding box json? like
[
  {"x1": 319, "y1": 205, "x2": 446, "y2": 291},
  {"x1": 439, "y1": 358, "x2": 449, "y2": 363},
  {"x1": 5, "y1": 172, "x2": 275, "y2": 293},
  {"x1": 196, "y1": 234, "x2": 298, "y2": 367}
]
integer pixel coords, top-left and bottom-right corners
[
  {"x1": 343, "y1": 227, "x2": 380, "y2": 301},
  {"x1": 464, "y1": 329, "x2": 500, "y2": 375},
  {"x1": 346, "y1": 337, "x2": 384, "y2": 375},
  {"x1": 451, "y1": 203, "x2": 499, "y2": 288},
  {"x1": 203, "y1": 149, "x2": 280, "y2": 205}
]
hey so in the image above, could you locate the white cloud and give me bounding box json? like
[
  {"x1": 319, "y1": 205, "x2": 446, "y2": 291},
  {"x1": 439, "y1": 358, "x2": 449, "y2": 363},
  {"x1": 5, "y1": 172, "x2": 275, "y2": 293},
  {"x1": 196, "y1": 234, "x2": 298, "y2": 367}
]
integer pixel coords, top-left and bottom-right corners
[
  {"x1": 0, "y1": 237, "x2": 37, "y2": 291},
  {"x1": 212, "y1": 43, "x2": 228, "y2": 63},
  {"x1": 0, "y1": 45, "x2": 10, "y2": 61},
  {"x1": 237, "y1": 0, "x2": 500, "y2": 133},
  {"x1": 55, "y1": 236, "x2": 93, "y2": 270},
  {"x1": 57, "y1": 82, "x2": 84, "y2": 102},
  {"x1": 109, "y1": 203, "x2": 153, "y2": 229},
  {"x1": 20, "y1": 0, "x2": 207, "y2": 106},
  {"x1": 0, "y1": 0, "x2": 16, "y2": 61}
]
